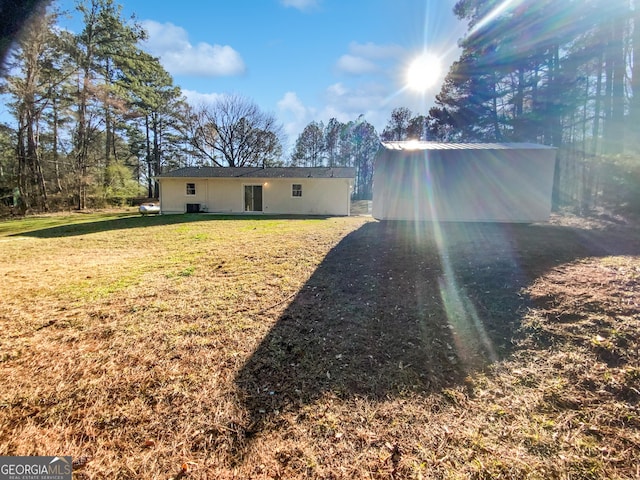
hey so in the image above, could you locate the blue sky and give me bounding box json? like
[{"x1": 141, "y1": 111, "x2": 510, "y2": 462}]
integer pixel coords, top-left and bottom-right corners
[{"x1": 57, "y1": 0, "x2": 468, "y2": 149}]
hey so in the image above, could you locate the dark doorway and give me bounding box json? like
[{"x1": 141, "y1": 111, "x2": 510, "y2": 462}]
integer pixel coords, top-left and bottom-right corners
[{"x1": 244, "y1": 185, "x2": 263, "y2": 212}]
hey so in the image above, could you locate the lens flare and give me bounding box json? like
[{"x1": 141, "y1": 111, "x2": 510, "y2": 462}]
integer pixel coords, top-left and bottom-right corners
[{"x1": 406, "y1": 54, "x2": 442, "y2": 92}]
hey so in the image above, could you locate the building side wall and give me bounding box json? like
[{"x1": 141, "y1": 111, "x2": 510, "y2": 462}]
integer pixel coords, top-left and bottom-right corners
[
  {"x1": 372, "y1": 149, "x2": 557, "y2": 222},
  {"x1": 207, "y1": 180, "x2": 243, "y2": 212},
  {"x1": 158, "y1": 178, "x2": 208, "y2": 214},
  {"x1": 160, "y1": 177, "x2": 352, "y2": 216},
  {"x1": 262, "y1": 178, "x2": 351, "y2": 215}
]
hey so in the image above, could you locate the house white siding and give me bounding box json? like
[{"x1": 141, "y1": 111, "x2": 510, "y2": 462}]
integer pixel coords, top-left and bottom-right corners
[
  {"x1": 372, "y1": 142, "x2": 557, "y2": 222},
  {"x1": 158, "y1": 170, "x2": 353, "y2": 216},
  {"x1": 262, "y1": 178, "x2": 352, "y2": 215},
  {"x1": 158, "y1": 179, "x2": 208, "y2": 213}
]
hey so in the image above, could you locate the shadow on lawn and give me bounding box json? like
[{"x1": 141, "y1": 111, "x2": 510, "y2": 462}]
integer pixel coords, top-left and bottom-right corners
[
  {"x1": 235, "y1": 220, "x2": 640, "y2": 442},
  {"x1": 12, "y1": 214, "x2": 332, "y2": 238}
]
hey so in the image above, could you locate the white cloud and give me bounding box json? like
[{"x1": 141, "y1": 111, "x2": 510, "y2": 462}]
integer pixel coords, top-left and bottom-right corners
[
  {"x1": 277, "y1": 83, "x2": 397, "y2": 144},
  {"x1": 326, "y1": 83, "x2": 347, "y2": 97},
  {"x1": 334, "y1": 41, "x2": 406, "y2": 76},
  {"x1": 323, "y1": 82, "x2": 388, "y2": 122},
  {"x1": 277, "y1": 92, "x2": 314, "y2": 144},
  {"x1": 348, "y1": 41, "x2": 405, "y2": 59},
  {"x1": 141, "y1": 20, "x2": 245, "y2": 77},
  {"x1": 182, "y1": 89, "x2": 225, "y2": 106},
  {"x1": 279, "y1": 0, "x2": 320, "y2": 11},
  {"x1": 277, "y1": 91, "x2": 308, "y2": 121},
  {"x1": 335, "y1": 55, "x2": 378, "y2": 75}
]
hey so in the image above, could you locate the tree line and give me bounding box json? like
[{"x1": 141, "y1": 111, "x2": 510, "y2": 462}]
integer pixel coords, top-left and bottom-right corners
[
  {"x1": 0, "y1": 0, "x2": 403, "y2": 213},
  {"x1": 425, "y1": 0, "x2": 640, "y2": 212},
  {"x1": 0, "y1": 0, "x2": 291, "y2": 213},
  {"x1": 4, "y1": 0, "x2": 639, "y2": 214},
  {"x1": 289, "y1": 107, "x2": 438, "y2": 199},
  {"x1": 289, "y1": 0, "x2": 640, "y2": 212},
  {"x1": 2, "y1": 0, "x2": 179, "y2": 212}
]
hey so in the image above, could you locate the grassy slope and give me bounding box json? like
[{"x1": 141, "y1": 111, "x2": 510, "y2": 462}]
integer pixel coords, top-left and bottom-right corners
[{"x1": 0, "y1": 211, "x2": 638, "y2": 479}]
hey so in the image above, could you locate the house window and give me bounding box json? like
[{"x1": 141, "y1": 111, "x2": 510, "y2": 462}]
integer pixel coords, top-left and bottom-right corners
[
  {"x1": 292, "y1": 183, "x2": 302, "y2": 197},
  {"x1": 186, "y1": 183, "x2": 196, "y2": 195}
]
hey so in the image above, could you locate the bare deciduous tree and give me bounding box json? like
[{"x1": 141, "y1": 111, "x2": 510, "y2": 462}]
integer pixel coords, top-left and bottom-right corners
[{"x1": 188, "y1": 94, "x2": 284, "y2": 167}]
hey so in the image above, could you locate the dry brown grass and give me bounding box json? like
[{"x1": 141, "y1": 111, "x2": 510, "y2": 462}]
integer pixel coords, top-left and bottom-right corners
[{"x1": 0, "y1": 211, "x2": 639, "y2": 479}]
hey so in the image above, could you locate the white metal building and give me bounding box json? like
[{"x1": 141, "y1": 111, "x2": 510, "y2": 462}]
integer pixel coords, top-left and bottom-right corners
[{"x1": 372, "y1": 142, "x2": 557, "y2": 222}]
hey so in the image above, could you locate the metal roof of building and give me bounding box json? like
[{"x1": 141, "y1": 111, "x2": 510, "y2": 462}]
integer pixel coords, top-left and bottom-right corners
[
  {"x1": 381, "y1": 141, "x2": 556, "y2": 151},
  {"x1": 157, "y1": 166, "x2": 356, "y2": 179}
]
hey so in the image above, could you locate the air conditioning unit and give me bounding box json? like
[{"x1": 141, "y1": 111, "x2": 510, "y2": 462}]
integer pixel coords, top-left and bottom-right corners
[{"x1": 186, "y1": 203, "x2": 200, "y2": 213}]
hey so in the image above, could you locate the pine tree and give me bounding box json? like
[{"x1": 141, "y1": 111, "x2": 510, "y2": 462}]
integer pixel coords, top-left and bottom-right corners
[
  {"x1": 291, "y1": 121, "x2": 325, "y2": 167},
  {"x1": 72, "y1": 0, "x2": 146, "y2": 208},
  {"x1": 347, "y1": 117, "x2": 378, "y2": 199},
  {"x1": 118, "y1": 50, "x2": 183, "y2": 197},
  {"x1": 324, "y1": 118, "x2": 344, "y2": 167},
  {"x1": 5, "y1": 4, "x2": 65, "y2": 212},
  {"x1": 380, "y1": 107, "x2": 413, "y2": 141}
]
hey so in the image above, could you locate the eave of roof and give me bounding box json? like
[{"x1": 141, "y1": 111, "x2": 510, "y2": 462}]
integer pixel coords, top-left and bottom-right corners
[
  {"x1": 381, "y1": 141, "x2": 556, "y2": 151},
  {"x1": 156, "y1": 166, "x2": 356, "y2": 179}
]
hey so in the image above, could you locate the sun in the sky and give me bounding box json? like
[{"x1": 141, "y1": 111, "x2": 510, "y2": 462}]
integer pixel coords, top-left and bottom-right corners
[{"x1": 406, "y1": 53, "x2": 442, "y2": 93}]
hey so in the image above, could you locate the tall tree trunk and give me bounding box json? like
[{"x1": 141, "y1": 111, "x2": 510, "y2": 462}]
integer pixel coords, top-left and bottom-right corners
[
  {"x1": 104, "y1": 104, "x2": 111, "y2": 187},
  {"x1": 532, "y1": 63, "x2": 539, "y2": 140},
  {"x1": 582, "y1": 74, "x2": 589, "y2": 153},
  {"x1": 76, "y1": 71, "x2": 89, "y2": 210},
  {"x1": 603, "y1": 21, "x2": 615, "y2": 154},
  {"x1": 491, "y1": 72, "x2": 500, "y2": 140},
  {"x1": 609, "y1": 13, "x2": 626, "y2": 154},
  {"x1": 75, "y1": 1, "x2": 99, "y2": 211},
  {"x1": 16, "y1": 121, "x2": 30, "y2": 213},
  {"x1": 145, "y1": 114, "x2": 153, "y2": 198},
  {"x1": 514, "y1": 67, "x2": 525, "y2": 140},
  {"x1": 26, "y1": 104, "x2": 48, "y2": 211},
  {"x1": 591, "y1": 52, "x2": 604, "y2": 155},
  {"x1": 515, "y1": 68, "x2": 524, "y2": 118},
  {"x1": 549, "y1": 44, "x2": 563, "y2": 210},
  {"x1": 550, "y1": 44, "x2": 563, "y2": 147},
  {"x1": 631, "y1": 0, "x2": 640, "y2": 152},
  {"x1": 104, "y1": 59, "x2": 112, "y2": 188},
  {"x1": 153, "y1": 114, "x2": 160, "y2": 199},
  {"x1": 52, "y1": 97, "x2": 63, "y2": 193}
]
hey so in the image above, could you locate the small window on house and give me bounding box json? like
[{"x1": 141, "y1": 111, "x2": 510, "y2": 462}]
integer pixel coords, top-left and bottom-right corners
[
  {"x1": 292, "y1": 183, "x2": 302, "y2": 197},
  {"x1": 186, "y1": 183, "x2": 196, "y2": 195}
]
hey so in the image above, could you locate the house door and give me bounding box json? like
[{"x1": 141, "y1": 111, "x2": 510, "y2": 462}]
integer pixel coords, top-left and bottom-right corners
[{"x1": 244, "y1": 185, "x2": 263, "y2": 212}]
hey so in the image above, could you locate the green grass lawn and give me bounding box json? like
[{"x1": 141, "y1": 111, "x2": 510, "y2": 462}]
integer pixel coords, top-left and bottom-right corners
[{"x1": 0, "y1": 211, "x2": 639, "y2": 479}]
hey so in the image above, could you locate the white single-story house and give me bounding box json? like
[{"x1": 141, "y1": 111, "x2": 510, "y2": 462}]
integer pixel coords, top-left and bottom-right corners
[
  {"x1": 156, "y1": 166, "x2": 355, "y2": 216},
  {"x1": 372, "y1": 141, "x2": 557, "y2": 222}
]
